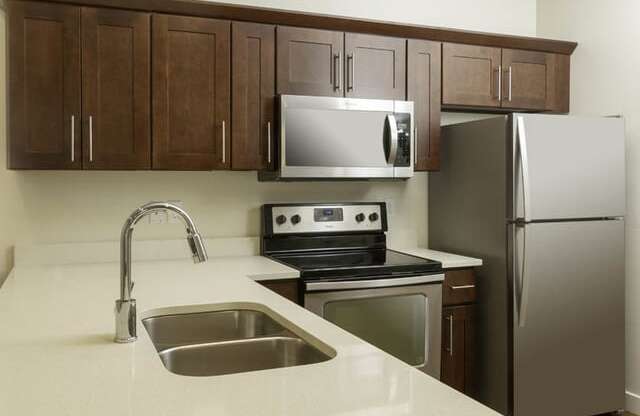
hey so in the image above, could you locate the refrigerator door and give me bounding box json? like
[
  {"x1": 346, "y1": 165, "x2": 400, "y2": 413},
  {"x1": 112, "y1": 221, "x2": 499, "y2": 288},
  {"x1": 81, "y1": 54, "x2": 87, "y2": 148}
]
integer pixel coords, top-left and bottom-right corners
[
  {"x1": 512, "y1": 114, "x2": 625, "y2": 221},
  {"x1": 512, "y1": 220, "x2": 625, "y2": 416}
]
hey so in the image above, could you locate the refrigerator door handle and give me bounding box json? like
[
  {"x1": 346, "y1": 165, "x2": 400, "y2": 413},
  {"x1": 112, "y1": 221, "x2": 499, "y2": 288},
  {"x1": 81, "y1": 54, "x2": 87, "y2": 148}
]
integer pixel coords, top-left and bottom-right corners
[
  {"x1": 515, "y1": 223, "x2": 530, "y2": 327},
  {"x1": 517, "y1": 116, "x2": 532, "y2": 222}
]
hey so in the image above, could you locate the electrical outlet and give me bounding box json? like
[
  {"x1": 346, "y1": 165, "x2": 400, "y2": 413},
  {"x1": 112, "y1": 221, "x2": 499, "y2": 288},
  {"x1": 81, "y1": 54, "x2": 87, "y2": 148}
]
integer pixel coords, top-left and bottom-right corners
[{"x1": 167, "y1": 200, "x2": 184, "y2": 224}]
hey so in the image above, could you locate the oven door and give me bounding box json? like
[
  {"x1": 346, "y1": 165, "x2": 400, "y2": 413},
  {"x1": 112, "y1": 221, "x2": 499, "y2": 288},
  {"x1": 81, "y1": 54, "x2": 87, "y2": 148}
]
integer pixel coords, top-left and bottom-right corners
[
  {"x1": 279, "y1": 95, "x2": 414, "y2": 179},
  {"x1": 304, "y1": 274, "x2": 443, "y2": 378}
]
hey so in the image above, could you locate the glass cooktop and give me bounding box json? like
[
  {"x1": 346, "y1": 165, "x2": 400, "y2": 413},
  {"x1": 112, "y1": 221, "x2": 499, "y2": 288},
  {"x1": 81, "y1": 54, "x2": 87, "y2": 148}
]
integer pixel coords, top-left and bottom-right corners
[{"x1": 269, "y1": 249, "x2": 442, "y2": 280}]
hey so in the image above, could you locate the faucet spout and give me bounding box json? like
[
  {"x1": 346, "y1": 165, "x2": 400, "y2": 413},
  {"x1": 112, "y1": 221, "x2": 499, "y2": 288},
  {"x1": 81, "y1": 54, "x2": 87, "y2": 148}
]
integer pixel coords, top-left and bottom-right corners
[{"x1": 115, "y1": 201, "x2": 208, "y2": 343}]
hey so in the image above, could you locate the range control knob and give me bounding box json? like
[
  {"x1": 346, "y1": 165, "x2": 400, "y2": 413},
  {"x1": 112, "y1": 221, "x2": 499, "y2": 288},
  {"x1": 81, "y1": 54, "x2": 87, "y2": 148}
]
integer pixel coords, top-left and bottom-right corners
[
  {"x1": 369, "y1": 212, "x2": 379, "y2": 222},
  {"x1": 275, "y1": 214, "x2": 287, "y2": 225},
  {"x1": 355, "y1": 213, "x2": 366, "y2": 223},
  {"x1": 291, "y1": 214, "x2": 301, "y2": 225}
]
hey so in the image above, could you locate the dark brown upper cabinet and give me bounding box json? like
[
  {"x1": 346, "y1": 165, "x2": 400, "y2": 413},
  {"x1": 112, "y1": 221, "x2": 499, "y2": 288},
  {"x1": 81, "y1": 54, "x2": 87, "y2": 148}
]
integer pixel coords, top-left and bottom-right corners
[
  {"x1": 344, "y1": 33, "x2": 406, "y2": 100},
  {"x1": 442, "y1": 43, "x2": 502, "y2": 108},
  {"x1": 501, "y1": 49, "x2": 559, "y2": 111},
  {"x1": 152, "y1": 14, "x2": 231, "y2": 170},
  {"x1": 8, "y1": 1, "x2": 81, "y2": 169},
  {"x1": 407, "y1": 39, "x2": 441, "y2": 171},
  {"x1": 443, "y1": 43, "x2": 570, "y2": 112},
  {"x1": 276, "y1": 26, "x2": 344, "y2": 97},
  {"x1": 81, "y1": 8, "x2": 150, "y2": 170},
  {"x1": 277, "y1": 27, "x2": 406, "y2": 100},
  {"x1": 232, "y1": 22, "x2": 275, "y2": 171}
]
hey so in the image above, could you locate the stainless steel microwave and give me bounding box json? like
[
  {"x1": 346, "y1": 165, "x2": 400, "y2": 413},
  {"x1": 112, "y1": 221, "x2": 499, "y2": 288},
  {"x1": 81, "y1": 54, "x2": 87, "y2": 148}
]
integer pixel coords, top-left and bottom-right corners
[{"x1": 259, "y1": 95, "x2": 414, "y2": 180}]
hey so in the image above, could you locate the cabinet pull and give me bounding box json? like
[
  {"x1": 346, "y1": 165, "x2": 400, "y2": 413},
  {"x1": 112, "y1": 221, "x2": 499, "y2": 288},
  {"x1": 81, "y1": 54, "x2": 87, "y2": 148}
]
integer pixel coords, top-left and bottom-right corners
[
  {"x1": 267, "y1": 121, "x2": 272, "y2": 164},
  {"x1": 414, "y1": 124, "x2": 418, "y2": 165},
  {"x1": 347, "y1": 53, "x2": 355, "y2": 91},
  {"x1": 448, "y1": 284, "x2": 475, "y2": 290},
  {"x1": 221, "y1": 120, "x2": 226, "y2": 164},
  {"x1": 70, "y1": 115, "x2": 75, "y2": 162},
  {"x1": 445, "y1": 315, "x2": 454, "y2": 356},
  {"x1": 333, "y1": 53, "x2": 341, "y2": 91},
  {"x1": 496, "y1": 64, "x2": 502, "y2": 100},
  {"x1": 507, "y1": 66, "x2": 513, "y2": 101},
  {"x1": 89, "y1": 115, "x2": 94, "y2": 162}
]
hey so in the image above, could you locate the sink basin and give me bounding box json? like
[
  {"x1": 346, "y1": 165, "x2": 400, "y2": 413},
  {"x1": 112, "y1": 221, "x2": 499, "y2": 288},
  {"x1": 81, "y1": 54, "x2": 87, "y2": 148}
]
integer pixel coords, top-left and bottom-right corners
[{"x1": 142, "y1": 308, "x2": 334, "y2": 376}]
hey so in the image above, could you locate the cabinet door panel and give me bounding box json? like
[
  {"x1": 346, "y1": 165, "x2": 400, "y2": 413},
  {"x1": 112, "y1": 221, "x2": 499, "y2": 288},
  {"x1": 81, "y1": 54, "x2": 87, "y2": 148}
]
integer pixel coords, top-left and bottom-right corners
[
  {"x1": 501, "y1": 49, "x2": 556, "y2": 111},
  {"x1": 345, "y1": 33, "x2": 406, "y2": 100},
  {"x1": 441, "y1": 305, "x2": 476, "y2": 396},
  {"x1": 82, "y1": 8, "x2": 150, "y2": 169},
  {"x1": 153, "y1": 14, "x2": 230, "y2": 170},
  {"x1": 277, "y1": 26, "x2": 343, "y2": 97},
  {"x1": 407, "y1": 39, "x2": 441, "y2": 171},
  {"x1": 8, "y1": 1, "x2": 81, "y2": 169},
  {"x1": 232, "y1": 22, "x2": 275, "y2": 171},
  {"x1": 442, "y1": 43, "x2": 501, "y2": 108}
]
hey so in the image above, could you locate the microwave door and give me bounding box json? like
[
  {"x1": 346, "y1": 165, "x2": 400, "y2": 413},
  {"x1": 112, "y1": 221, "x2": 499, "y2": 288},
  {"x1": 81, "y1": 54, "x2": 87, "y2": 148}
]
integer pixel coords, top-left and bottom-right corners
[{"x1": 279, "y1": 96, "x2": 396, "y2": 179}]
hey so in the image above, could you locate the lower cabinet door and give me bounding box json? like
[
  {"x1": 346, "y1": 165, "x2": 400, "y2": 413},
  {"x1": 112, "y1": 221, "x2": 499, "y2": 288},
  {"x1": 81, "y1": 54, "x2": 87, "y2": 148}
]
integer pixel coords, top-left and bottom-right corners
[{"x1": 441, "y1": 305, "x2": 476, "y2": 396}]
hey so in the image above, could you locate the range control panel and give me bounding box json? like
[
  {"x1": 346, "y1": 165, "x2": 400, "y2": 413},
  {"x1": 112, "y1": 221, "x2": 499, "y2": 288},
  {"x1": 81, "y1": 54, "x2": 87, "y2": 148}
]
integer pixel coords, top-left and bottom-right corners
[{"x1": 263, "y1": 203, "x2": 387, "y2": 235}]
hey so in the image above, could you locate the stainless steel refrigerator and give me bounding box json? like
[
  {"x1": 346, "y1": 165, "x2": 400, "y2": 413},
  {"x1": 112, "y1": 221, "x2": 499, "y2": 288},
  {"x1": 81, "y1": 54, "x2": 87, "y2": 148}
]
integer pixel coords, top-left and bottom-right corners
[{"x1": 429, "y1": 114, "x2": 625, "y2": 416}]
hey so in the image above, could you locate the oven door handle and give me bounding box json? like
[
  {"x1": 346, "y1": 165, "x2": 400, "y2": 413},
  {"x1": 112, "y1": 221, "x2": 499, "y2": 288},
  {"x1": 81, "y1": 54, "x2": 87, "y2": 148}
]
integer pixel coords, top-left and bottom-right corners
[{"x1": 305, "y1": 274, "x2": 444, "y2": 292}]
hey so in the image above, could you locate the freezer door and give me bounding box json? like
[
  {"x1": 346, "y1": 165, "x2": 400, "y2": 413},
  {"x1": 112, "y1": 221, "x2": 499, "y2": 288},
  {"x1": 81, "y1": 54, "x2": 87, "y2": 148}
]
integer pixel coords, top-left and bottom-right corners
[
  {"x1": 512, "y1": 220, "x2": 625, "y2": 416},
  {"x1": 512, "y1": 114, "x2": 625, "y2": 220}
]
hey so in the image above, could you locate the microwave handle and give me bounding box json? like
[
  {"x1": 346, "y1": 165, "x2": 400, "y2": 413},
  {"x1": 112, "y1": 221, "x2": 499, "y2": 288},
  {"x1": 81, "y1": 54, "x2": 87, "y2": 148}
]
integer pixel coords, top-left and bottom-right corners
[{"x1": 385, "y1": 114, "x2": 399, "y2": 165}]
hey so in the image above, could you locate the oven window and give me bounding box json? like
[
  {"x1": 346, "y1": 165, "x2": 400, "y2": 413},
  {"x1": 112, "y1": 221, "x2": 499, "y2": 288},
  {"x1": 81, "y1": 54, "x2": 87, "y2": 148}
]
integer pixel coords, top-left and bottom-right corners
[{"x1": 324, "y1": 294, "x2": 427, "y2": 366}]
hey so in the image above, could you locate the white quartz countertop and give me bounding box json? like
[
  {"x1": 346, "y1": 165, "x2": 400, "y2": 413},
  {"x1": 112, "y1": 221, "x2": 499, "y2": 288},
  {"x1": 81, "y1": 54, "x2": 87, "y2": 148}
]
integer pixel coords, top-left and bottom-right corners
[
  {"x1": 393, "y1": 247, "x2": 483, "y2": 269},
  {"x1": 0, "y1": 255, "x2": 497, "y2": 416}
]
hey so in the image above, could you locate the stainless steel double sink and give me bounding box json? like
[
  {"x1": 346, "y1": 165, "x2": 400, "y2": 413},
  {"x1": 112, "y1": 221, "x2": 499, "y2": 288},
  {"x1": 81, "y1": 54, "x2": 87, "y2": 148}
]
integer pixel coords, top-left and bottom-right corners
[{"x1": 142, "y1": 308, "x2": 335, "y2": 377}]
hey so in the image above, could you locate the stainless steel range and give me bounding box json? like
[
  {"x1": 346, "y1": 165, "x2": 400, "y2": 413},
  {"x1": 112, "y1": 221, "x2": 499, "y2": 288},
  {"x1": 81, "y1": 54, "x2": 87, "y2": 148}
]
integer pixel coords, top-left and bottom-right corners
[{"x1": 261, "y1": 202, "x2": 444, "y2": 378}]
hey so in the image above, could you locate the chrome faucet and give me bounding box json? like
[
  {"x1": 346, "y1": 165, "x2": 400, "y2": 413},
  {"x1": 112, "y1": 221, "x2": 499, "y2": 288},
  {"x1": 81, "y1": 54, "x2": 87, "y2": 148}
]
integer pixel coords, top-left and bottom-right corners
[{"x1": 115, "y1": 201, "x2": 208, "y2": 343}]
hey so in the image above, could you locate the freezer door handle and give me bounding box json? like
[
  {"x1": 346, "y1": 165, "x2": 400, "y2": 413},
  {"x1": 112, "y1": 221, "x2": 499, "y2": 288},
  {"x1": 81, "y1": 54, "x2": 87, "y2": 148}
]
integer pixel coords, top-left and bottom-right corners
[
  {"x1": 515, "y1": 223, "x2": 530, "y2": 327},
  {"x1": 516, "y1": 116, "x2": 532, "y2": 222}
]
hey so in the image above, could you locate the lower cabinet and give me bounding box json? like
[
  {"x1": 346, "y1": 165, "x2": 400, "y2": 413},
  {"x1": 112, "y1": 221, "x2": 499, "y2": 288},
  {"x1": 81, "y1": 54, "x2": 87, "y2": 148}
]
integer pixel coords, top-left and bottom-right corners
[
  {"x1": 441, "y1": 304, "x2": 476, "y2": 396},
  {"x1": 441, "y1": 268, "x2": 477, "y2": 397},
  {"x1": 258, "y1": 279, "x2": 301, "y2": 305}
]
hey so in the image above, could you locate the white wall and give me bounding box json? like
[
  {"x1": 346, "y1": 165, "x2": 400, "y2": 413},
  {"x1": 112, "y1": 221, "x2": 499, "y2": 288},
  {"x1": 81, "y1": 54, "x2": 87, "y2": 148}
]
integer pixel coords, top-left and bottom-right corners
[
  {"x1": 0, "y1": 0, "x2": 537, "y2": 282},
  {"x1": 537, "y1": 1, "x2": 640, "y2": 412},
  {"x1": 208, "y1": 0, "x2": 537, "y2": 36}
]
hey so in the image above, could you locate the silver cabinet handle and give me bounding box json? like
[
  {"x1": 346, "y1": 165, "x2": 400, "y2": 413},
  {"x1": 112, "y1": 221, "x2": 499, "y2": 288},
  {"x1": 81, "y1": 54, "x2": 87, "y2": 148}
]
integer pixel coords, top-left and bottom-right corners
[
  {"x1": 448, "y1": 284, "x2": 475, "y2": 290},
  {"x1": 221, "y1": 120, "x2": 226, "y2": 164},
  {"x1": 496, "y1": 64, "x2": 502, "y2": 100},
  {"x1": 445, "y1": 315, "x2": 454, "y2": 356},
  {"x1": 70, "y1": 115, "x2": 75, "y2": 162},
  {"x1": 333, "y1": 53, "x2": 341, "y2": 91},
  {"x1": 267, "y1": 121, "x2": 272, "y2": 164},
  {"x1": 347, "y1": 53, "x2": 355, "y2": 91},
  {"x1": 508, "y1": 66, "x2": 513, "y2": 101},
  {"x1": 89, "y1": 115, "x2": 94, "y2": 162},
  {"x1": 414, "y1": 124, "x2": 418, "y2": 165}
]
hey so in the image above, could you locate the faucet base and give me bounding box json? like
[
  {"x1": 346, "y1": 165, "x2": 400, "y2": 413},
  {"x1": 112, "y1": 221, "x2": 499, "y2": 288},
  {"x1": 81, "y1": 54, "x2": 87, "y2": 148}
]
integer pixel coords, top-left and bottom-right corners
[{"x1": 115, "y1": 299, "x2": 137, "y2": 343}]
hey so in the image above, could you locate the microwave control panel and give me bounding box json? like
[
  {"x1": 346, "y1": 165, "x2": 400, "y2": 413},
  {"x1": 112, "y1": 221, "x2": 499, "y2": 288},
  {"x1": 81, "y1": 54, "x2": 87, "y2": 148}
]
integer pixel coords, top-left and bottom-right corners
[{"x1": 395, "y1": 113, "x2": 412, "y2": 167}]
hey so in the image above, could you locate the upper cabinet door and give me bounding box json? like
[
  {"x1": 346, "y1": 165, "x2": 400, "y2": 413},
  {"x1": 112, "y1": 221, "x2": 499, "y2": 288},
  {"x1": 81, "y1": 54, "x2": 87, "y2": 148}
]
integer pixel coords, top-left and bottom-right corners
[
  {"x1": 442, "y1": 43, "x2": 501, "y2": 108},
  {"x1": 276, "y1": 26, "x2": 343, "y2": 97},
  {"x1": 81, "y1": 8, "x2": 150, "y2": 170},
  {"x1": 345, "y1": 33, "x2": 406, "y2": 100},
  {"x1": 8, "y1": 1, "x2": 81, "y2": 169},
  {"x1": 152, "y1": 14, "x2": 230, "y2": 170},
  {"x1": 232, "y1": 22, "x2": 275, "y2": 171},
  {"x1": 501, "y1": 49, "x2": 557, "y2": 111},
  {"x1": 407, "y1": 39, "x2": 441, "y2": 171}
]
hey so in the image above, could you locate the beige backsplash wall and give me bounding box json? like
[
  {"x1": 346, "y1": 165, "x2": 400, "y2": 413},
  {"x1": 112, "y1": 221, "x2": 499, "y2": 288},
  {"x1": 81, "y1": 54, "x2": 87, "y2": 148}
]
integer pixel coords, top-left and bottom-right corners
[{"x1": 0, "y1": 1, "x2": 536, "y2": 280}]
